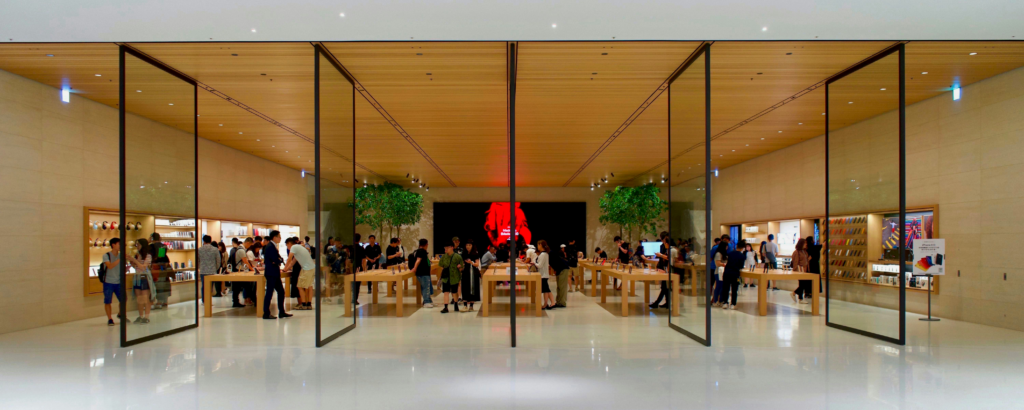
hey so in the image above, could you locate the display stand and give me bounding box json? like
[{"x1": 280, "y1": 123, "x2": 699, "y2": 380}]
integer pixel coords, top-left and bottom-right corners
[{"x1": 919, "y1": 273, "x2": 940, "y2": 322}]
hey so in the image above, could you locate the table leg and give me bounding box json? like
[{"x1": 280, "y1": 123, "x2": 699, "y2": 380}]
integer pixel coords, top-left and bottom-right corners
[
  {"x1": 811, "y1": 277, "x2": 820, "y2": 316},
  {"x1": 387, "y1": 280, "x2": 394, "y2": 297},
  {"x1": 284, "y1": 277, "x2": 290, "y2": 303},
  {"x1": 415, "y1": 276, "x2": 422, "y2": 306},
  {"x1": 621, "y1": 279, "x2": 630, "y2": 317},
  {"x1": 204, "y1": 277, "x2": 213, "y2": 317},
  {"x1": 482, "y1": 279, "x2": 490, "y2": 317},
  {"x1": 644, "y1": 281, "x2": 651, "y2": 309},
  {"x1": 396, "y1": 279, "x2": 404, "y2": 317},
  {"x1": 489, "y1": 281, "x2": 495, "y2": 304},
  {"x1": 344, "y1": 275, "x2": 353, "y2": 317},
  {"x1": 630, "y1": 280, "x2": 636, "y2": 297},
  {"x1": 372, "y1": 281, "x2": 378, "y2": 305},
  {"x1": 600, "y1": 272, "x2": 607, "y2": 303},
  {"x1": 672, "y1": 274, "x2": 680, "y2": 316},
  {"x1": 530, "y1": 281, "x2": 536, "y2": 304},
  {"x1": 535, "y1": 278, "x2": 542, "y2": 317},
  {"x1": 758, "y1": 275, "x2": 768, "y2": 316},
  {"x1": 589, "y1": 268, "x2": 597, "y2": 297},
  {"x1": 256, "y1": 278, "x2": 265, "y2": 318}
]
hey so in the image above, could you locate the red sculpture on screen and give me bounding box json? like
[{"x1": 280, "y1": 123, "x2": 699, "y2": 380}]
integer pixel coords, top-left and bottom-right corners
[{"x1": 483, "y1": 202, "x2": 531, "y2": 247}]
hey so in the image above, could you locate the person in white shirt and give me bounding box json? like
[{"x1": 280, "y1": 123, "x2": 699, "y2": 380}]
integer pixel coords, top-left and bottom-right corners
[
  {"x1": 532, "y1": 240, "x2": 555, "y2": 310},
  {"x1": 526, "y1": 244, "x2": 537, "y2": 264},
  {"x1": 284, "y1": 237, "x2": 317, "y2": 310}
]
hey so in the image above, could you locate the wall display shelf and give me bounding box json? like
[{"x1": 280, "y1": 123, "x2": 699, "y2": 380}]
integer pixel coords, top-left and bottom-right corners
[
  {"x1": 722, "y1": 206, "x2": 939, "y2": 295},
  {"x1": 201, "y1": 219, "x2": 301, "y2": 258},
  {"x1": 84, "y1": 207, "x2": 199, "y2": 297}
]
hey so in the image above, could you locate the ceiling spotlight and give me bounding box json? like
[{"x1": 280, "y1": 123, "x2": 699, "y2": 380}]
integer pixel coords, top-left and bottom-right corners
[
  {"x1": 798, "y1": 122, "x2": 803, "y2": 125},
  {"x1": 552, "y1": 23, "x2": 557, "y2": 28},
  {"x1": 745, "y1": 144, "x2": 749, "y2": 146},
  {"x1": 610, "y1": 172, "x2": 615, "y2": 177},
  {"x1": 168, "y1": 103, "x2": 174, "y2": 106},
  {"x1": 761, "y1": 138, "x2": 765, "y2": 140},
  {"x1": 880, "y1": 88, "x2": 887, "y2": 91},
  {"x1": 339, "y1": 12, "x2": 345, "y2": 17},
  {"x1": 136, "y1": 90, "x2": 142, "y2": 93},
  {"x1": 762, "y1": 26, "x2": 768, "y2": 31},
  {"x1": 426, "y1": 187, "x2": 430, "y2": 191},
  {"x1": 406, "y1": 173, "x2": 410, "y2": 178},
  {"x1": 218, "y1": 124, "x2": 223, "y2": 126},
  {"x1": 848, "y1": 101, "x2": 853, "y2": 104},
  {"x1": 921, "y1": 72, "x2": 928, "y2": 75},
  {"x1": 590, "y1": 187, "x2": 594, "y2": 191},
  {"x1": 272, "y1": 145, "x2": 275, "y2": 147},
  {"x1": 239, "y1": 132, "x2": 243, "y2": 134},
  {"x1": 732, "y1": 150, "x2": 735, "y2": 152},
  {"x1": 778, "y1": 130, "x2": 782, "y2": 133},
  {"x1": 94, "y1": 74, "x2": 101, "y2": 77},
  {"x1": 969, "y1": 52, "x2": 977, "y2": 55},
  {"x1": 251, "y1": 28, "x2": 257, "y2": 33},
  {"x1": 256, "y1": 139, "x2": 260, "y2": 141}
]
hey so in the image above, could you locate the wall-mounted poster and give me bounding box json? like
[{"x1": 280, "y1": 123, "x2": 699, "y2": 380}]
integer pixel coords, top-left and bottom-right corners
[
  {"x1": 778, "y1": 220, "x2": 800, "y2": 256},
  {"x1": 912, "y1": 239, "x2": 945, "y2": 276},
  {"x1": 883, "y1": 211, "x2": 934, "y2": 250}
]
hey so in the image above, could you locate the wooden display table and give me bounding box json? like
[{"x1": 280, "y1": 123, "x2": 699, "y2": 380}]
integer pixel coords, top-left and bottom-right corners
[
  {"x1": 480, "y1": 266, "x2": 543, "y2": 317},
  {"x1": 599, "y1": 267, "x2": 680, "y2": 317},
  {"x1": 673, "y1": 262, "x2": 706, "y2": 297},
  {"x1": 341, "y1": 268, "x2": 420, "y2": 317},
  {"x1": 740, "y1": 268, "x2": 820, "y2": 316},
  {"x1": 577, "y1": 261, "x2": 630, "y2": 297},
  {"x1": 203, "y1": 273, "x2": 290, "y2": 318}
]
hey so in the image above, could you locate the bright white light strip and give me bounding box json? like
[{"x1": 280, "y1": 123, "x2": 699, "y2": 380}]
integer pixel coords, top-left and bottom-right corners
[
  {"x1": 953, "y1": 86, "x2": 961, "y2": 101},
  {"x1": 61, "y1": 88, "x2": 70, "y2": 103}
]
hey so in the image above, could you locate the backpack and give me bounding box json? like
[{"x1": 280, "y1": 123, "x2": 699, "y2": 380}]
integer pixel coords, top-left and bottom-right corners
[
  {"x1": 228, "y1": 247, "x2": 241, "y2": 272},
  {"x1": 98, "y1": 252, "x2": 110, "y2": 283}
]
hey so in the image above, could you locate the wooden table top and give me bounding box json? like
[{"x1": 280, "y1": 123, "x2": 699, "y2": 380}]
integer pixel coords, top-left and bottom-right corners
[
  {"x1": 740, "y1": 268, "x2": 819, "y2": 280},
  {"x1": 599, "y1": 267, "x2": 671, "y2": 281},
  {"x1": 357, "y1": 268, "x2": 416, "y2": 280}
]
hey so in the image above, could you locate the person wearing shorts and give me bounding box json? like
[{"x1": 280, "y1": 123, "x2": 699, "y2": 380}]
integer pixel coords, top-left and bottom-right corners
[
  {"x1": 438, "y1": 242, "x2": 463, "y2": 314},
  {"x1": 101, "y1": 238, "x2": 123, "y2": 326},
  {"x1": 285, "y1": 237, "x2": 317, "y2": 310}
]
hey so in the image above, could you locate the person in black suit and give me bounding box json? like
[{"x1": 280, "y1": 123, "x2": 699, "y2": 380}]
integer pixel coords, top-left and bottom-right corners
[{"x1": 262, "y1": 230, "x2": 292, "y2": 320}]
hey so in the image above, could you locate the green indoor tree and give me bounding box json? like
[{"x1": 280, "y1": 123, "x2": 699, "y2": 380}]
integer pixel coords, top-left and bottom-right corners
[
  {"x1": 598, "y1": 183, "x2": 668, "y2": 243},
  {"x1": 354, "y1": 182, "x2": 424, "y2": 240}
]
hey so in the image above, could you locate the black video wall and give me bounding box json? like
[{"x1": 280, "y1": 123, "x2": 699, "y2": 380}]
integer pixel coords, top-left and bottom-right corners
[{"x1": 432, "y1": 202, "x2": 586, "y2": 256}]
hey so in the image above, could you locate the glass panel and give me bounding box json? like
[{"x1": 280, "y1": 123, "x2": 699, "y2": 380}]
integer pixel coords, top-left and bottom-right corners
[
  {"x1": 668, "y1": 49, "x2": 709, "y2": 343},
  {"x1": 122, "y1": 51, "x2": 198, "y2": 344},
  {"x1": 827, "y1": 51, "x2": 902, "y2": 341},
  {"x1": 316, "y1": 50, "x2": 356, "y2": 344}
]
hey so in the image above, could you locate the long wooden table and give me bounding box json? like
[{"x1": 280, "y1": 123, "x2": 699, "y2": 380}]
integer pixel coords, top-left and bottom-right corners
[
  {"x1": 579, "y1": 260, "x2": 636, "y2": 297},
  {"x1": 598, "y1": 266, "x2": 680, "y2": 317},
  {"x1": 341, "y1": 268, "x2": 419, "y2": 317},
  {"x1": 674, "y1": 262, "x2": 707, "y2": 296},
  {"x1": 740, "y1": 268, "x2": 820, "y2": 316},
  {"x1": 480, "y1": 264, "x2": 542, "y2": 317},
  {"x1": 203, "y1": 273, "x2": 290, "y2": 318}
]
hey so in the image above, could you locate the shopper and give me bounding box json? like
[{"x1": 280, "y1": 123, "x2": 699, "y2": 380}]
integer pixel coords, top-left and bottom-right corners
[
  {"x1": 594, "y1": 247, "x2": 608, "y2": 260},
  {"x1": 742, "y1": 242, "x2": 758, "y2": 288},
  {"x1": 385, "y1": 237, "x2": 404, "y2": 267},
  {"x1": 765, "y1": 234, "x2": 780, "y2": 290},
  {"x1": 460, "y1": 239, "x2": 482, "y2": 311},
  {"x1": 534, "y1": 240, "x2": 555, "y2": 310},
  {"x1": 651, "y1": 234, "x2": 673, "y2": 309},
  {"x1": 710, "y1": 235, "x2": 730, "y2": 307},
  {"x1": 197, "y1": 235, "x2": 221, "y2": 302},
  {"x1": 215, "y1": 241, "x2": 229, "y2": 296},
  {"x1": 720, "y1": 240, "x2": 746, "y2": 310},
  {"x1": 806, "y1": 235, "x2": 822, "y2": 293},
  {"x1": 614, "y1": 236, "x2": 630, "y2": 290},
  {"x1": 365, "y1": 235, "x2": 382, "y2": 269},
  {"x1": 550, "y1": 242, "x2": 570, "y2": 308},
  {"x1": 350, "y1": 233, "x2": 366, "y2": 306},
  {"x1": 285, "y1": 236, "x2": 316, "y2": 311},
  {"x1": 229, "y1": 238, "x2": 252, "y2": 307},
  {"x1": 409, "y1": 239, "x2": 434, "y2": 308},
  {"x1": 101, "y1": 238, "x2": 123, "y2": 326},
  {"x1": 148, "y1": 233, "x2": 171, "y2": 310},
  {"x1": 790, "y1": 237, "x2": 811, "y2": 304},
  {"x1": 438, "y1": 241, "x2": 463, "y2": 313},
  {"x1": 565, "y1": 239, "x2": 581, "y2": 291},
  {"x1": 261, "y1": 230, "x2": 292, "y2": 319},
  {"x1": 126, "y1": 238, "x2": 155, "y2": 324},
  {"x1": 496, "y1": 242, "x2": 510, "y2": 262},
  {"x1": 481, "y1": 245, "x2": 496, "y2": 272}
]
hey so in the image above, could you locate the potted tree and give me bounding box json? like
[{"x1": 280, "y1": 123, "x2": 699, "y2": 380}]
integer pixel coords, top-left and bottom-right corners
[{"x1": 598, "y1": 183, "x2": 668, "y2": 243}]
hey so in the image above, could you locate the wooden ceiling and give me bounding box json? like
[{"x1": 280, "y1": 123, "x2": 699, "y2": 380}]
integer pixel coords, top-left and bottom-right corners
[{"x1": 2, "y1": 41, "x2": 1023, "y2": 190}]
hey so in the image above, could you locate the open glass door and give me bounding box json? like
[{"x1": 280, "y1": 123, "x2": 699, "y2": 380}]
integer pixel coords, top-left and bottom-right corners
[
  {"x1": 668, "y1": 43, "x2": 711, "y2": 345},
  {"x1": 120, "y1": 46, "x2": 199, "y2": 347},
  {"x1": 314, "y1": 45, "x2": 357, "y2": 346},
  {"x1": 825, "y1": 44, "x2": 906, "y2": 345}
]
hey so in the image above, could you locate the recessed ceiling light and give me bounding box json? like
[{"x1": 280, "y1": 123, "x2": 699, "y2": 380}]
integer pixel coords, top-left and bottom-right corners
[
  {"x1": 238, "y1": 132, "x2": 243, "y2": 134},
  {"x1": 168, "y1": 103, "x2": 174, "y2": 106},
  {"x1": 285, "y1": 151, "x2": 289, "y2": 153},
  {"x1": 45, "y1": 54, "x2": 54, "y2": 57},
  {"x1": 798, "y1": 122, "x2": 803, "y2": 125},
  {"x1": 732, "y1": 150, "x2": 735, "y2": 152},
  {"x1": 552, "y1": 23, "x2": 557, "y2": 28},
  {"x1": 218, "y1": 124, "x2": 223, "y2": 126},
  {"x1": 761, "y1": 138, "x2": 765, "y2": 140},
  {"x1": 969, "y1": 52, "x2": 977, "y2": 55},
  {"x1": 921, "y1": 71, "x2": 928, "y2": 75},
  {"x1": 251, "y1": 28, "x2": 257, "y2": 33},
  {"x1": 821, "y1": 112, "x2": 825, "y2": 115},
  {"x1": 762, "y1": 26, "x2": 768, "y2": 31},
  {"x1": 778, "y1": 130, "x2": 782, "y2": 133},
  {"x1": 880, "y1": 88, "x2": 887, "y2": 91},
  {"x1": 136, "y1": 90, "x2": 141, "y2": 93},
  {"x1": 94, "y1": 74, "x2": 101, "y2": 77},
  {"x1": 745, "y1": 144, "x2": 749, "y2": 146},
  {"x1": 256, "y1": 139, "x2": 260, "y2": 141},
  {"x1": 339, "y1": 12, "x2": 345, "y2": 17},
  {"x1": 848, "y1": 101, "x2": 853, "y2": 104}
]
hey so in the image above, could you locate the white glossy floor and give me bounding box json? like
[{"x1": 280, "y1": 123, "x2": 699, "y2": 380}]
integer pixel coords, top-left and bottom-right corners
[{"x1": 2, "y1": 282, "x2": 1023, "y2": 410}]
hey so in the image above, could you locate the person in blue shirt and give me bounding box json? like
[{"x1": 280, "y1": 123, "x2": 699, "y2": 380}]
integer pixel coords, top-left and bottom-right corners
[{"x1": 261, "y1": 230, "x2": 293, "y2": 320}]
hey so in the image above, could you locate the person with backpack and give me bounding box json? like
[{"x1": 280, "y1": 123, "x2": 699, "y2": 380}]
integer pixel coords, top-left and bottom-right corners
[
  {"x1": 230, "y1": 238, "x2": 256, "y2": 307},
  {"x1": 100, "y1": 238, "x2": 123, "y2": 326},
  {"x1": 197, "y1": 235, "x2": 221, "y2": 303}
]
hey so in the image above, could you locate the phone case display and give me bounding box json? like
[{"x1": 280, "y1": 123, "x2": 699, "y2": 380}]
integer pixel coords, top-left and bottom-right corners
[{"x1": 826, "y1": 215, "x2": 868, "y2": 282}]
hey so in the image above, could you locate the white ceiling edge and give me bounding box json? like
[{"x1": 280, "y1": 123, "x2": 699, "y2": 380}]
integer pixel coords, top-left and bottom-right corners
[{"x1": 0, "y1": 0, "x2": 1021, "y2": 42}]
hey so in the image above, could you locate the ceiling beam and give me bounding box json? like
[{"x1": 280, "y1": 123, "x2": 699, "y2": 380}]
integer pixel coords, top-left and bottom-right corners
[{"x1": 315, "y1": 42, "x2": 458, "y2": 188}]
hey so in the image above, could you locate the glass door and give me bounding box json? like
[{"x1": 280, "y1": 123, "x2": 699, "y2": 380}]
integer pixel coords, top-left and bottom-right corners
[
  {"x1": 314, "y1": 45, "x2": 357, "y2": 346},
  {"x1": 825, "y1": 44, "x2": 906, "y2": 345},
  {"x1": 119, "y1": 45, "x2": 199, "y2": 347},
  {"x1": 667, "y1": 43, "x2": 711, "y2": 346}
]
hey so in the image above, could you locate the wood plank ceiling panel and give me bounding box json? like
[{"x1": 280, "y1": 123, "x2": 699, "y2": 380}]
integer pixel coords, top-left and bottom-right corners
[
  {"x1": 515, "y1": 41, "x2": 702, "y2": 187},
  {"x1": 323, "y1": 42, "x2": 510, "y2": 188}
]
